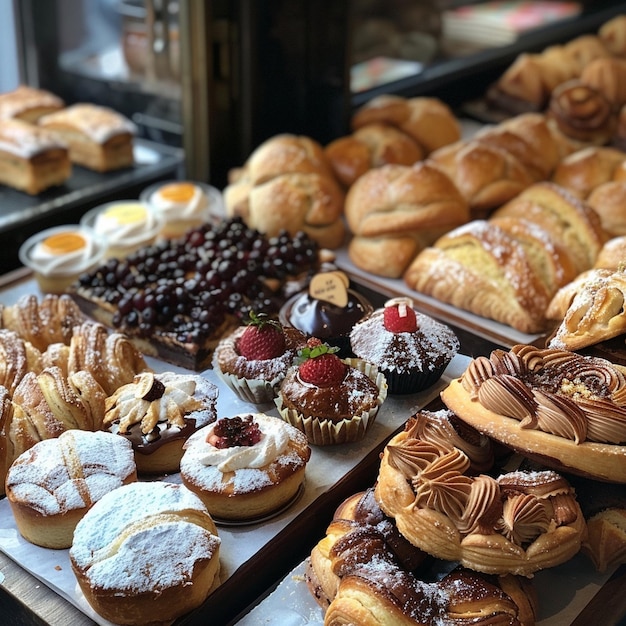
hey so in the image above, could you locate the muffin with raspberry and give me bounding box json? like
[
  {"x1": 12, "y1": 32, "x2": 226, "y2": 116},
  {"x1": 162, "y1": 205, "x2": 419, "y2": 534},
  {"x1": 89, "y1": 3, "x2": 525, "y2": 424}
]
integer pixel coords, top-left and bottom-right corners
[
  {"x1": 275, "y1": 338, "x2": 387, "y2": 445},
  {"x1": 350, "y1": 297, "x2": 460, "y2": 394},
  {"x1": 212, "y1": 311, "x2": 307, "y2": 404}
]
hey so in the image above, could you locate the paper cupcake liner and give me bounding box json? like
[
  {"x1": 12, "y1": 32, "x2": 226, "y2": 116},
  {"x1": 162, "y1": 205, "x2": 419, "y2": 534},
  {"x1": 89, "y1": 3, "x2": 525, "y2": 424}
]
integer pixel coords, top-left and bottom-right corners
[
  {"x1": 275, "y1": 358, "x2": 388, "y2": 446},
  {"x1": 383, "y1": 362, "x2": 449, "y2": 395},
  {"x1": 215, "y1": 368, "x2": 283, "y2": 404}
]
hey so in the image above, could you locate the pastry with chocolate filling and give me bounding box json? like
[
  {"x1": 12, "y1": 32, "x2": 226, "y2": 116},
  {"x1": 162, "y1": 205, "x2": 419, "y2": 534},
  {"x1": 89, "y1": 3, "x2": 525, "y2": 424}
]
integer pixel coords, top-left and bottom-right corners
[
  {"x1": 104, "y1": 371, "x2": 218, "y2": 474},
  {"x1": 350, "y1": 297, "x2": 459, "y2": 394},
  {"x1": 375, "y1": 409, "x2": 586, "y2": 576},
  {"x1": 180, "y1": 412, "x2": 310, "y2": 521},
  {"x1": 441, "y1": 344, "x2": 626, "y2": 483},
  {"x1": 212, "y1": 311, "x2": 307, "y2": 404},
  {"x1": 307, "y1": 488, "x2": 538, "y2": 625},
  {"x1": 275, "y1": 338, "x2": 387, "y2": 445}
]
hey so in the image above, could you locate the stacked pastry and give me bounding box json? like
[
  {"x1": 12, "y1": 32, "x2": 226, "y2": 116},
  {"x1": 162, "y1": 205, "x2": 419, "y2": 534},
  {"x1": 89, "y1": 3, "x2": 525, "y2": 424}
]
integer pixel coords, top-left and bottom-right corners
[
  {"x1": 0, "y1": 294, "x2": 150, "y2": 493},
  {"x1": 404, "y1": 181, "x2": 607, "y2": 333},
  {"x1": 305, "y1": 408, "x2": 587, "y2": 624}
]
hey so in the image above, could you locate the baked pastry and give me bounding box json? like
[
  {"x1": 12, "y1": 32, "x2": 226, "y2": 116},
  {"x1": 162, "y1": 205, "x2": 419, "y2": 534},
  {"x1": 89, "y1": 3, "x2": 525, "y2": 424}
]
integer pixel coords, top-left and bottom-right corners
[
  {"x1": 563, "y1": 34, "x2": 611, "y2": 72},
  {"x1": 325, "y1": 122, "x2": 423, "y2": 188},
  {"x1": 0, "y1": 293, "x2": 85, "y2": 352},
  {"x1": 212, "y1": 311, "x2": 307, "y2": 404},
  {"x1": 545, "y1": 266, "x2": 626, "y2": 350},
  {"x1": 140, "y1": 180, "x2": 222, "y2": 239},
  {"x1": 180, "y1": 412, "x2": 310, "y2": 521},
  {"x1": 404, "y1": 220, "x2": 554, "y2": 334},
  {"x1": 580, "y1": 57, "x2": 626, "y2": 110},
  {"x1": 349, "y1": 297, "x2": 459, "y2": 394},
  {"x1": 70, "y1": 481, "x2": 221, "y2": 626},
  {"x1": 582, "y1": 508, "x2": 626, "y2": 573},
  {"x1": 428, "y1": 139, "x2": 533, "y2": 218},
  {"x1": 5, "y1": 429, "x2": 137, "y2": 549},
  {"x1": 547, "y1": 80, "x2": 617, "y2": 145},
  {"x1": 551, "y1": 145, "x2": 626, "y2": 199},
  {"x1": 279, "y1": 267, "x2": 373, "y2": 357},
  {"x1": 375, "y1": 409, "x2": 587, "y2": 576},
  {"x1": 599, "y1": 14, "x2": 626, "y2": 57},
  {"x1": 245, "y1": 172, "x2": 346, "y2": 249},
  {"x1": 71, "y1": 217, "x2": 321, "y2": 370},
  {"x1": 594, "y1": 235, "x2": 626, "y2": 269},
  {"x1": 587, "y1": 181, "x2": 626, "y2": 236},
  {"x1": 275, "y1": 338, "x2": 387, "y2": 445},
  {"x1": 2, "y1": 366, "x2": 108, "y2": 495},
  {"x1": 344, "y1": 161, "x2": 469, "y2": 278},
  {"x1": 80, "y1": 200, "x2": 163, "y2": 258},
  {"x1": 492, "y1": 181, "x2": 607, "y2": 275},
  {"x1": 306, "y1": 487, "x2": 537, "y2": 626},
  {"x1": 39, "y1": 103, "x2": 136, "y2": 172},
  {"x1": 441, "y1": 344, "x2": 626, "y2": 483},
  {"x1": 0, "y1": 118, "x2": 71, "y2": 194},
  {"x1": 0, "y1": 85, "x2": 64, "y2": 123},
  {"x1": 0, "y1": 329, "x2": 42, "y2": 395},
  {"x1": 103, "y1": 371, "x2": 219, "y2": 475},
  {"x1": 350, "y1": 95, "x2": 461, "y2": 154}
]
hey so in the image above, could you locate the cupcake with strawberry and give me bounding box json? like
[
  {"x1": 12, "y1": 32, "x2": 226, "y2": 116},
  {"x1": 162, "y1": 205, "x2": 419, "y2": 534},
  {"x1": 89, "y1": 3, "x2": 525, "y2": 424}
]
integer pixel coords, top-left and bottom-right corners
[
  {"x1": 212, "y1": 311, "x2": 307, "y2": 403},
  {"x1": 349, "y1": 297, "x2": 460, "y2": 394},
  {"x1": 275, "y1": 338, "x2": 387, "y2": 445}
]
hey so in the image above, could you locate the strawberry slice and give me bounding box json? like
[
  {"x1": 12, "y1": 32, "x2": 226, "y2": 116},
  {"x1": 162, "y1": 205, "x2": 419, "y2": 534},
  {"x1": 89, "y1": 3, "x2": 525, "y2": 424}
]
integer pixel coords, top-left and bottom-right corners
[
  {"x1": 297, "y1": 338, "x2": 346, "y2": 387},
  {"x1": 237, "y1": 311, "x2": 286, "y2": 360},
  {"x1": 383, "y1": 298, "x2": 417, "y2": 333}
]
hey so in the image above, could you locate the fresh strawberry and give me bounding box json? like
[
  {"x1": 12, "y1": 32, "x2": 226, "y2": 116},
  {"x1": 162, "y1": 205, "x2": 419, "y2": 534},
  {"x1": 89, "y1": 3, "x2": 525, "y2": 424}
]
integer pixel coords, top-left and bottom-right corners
[
  {"x1": 237, "y1": 311, "x2": 286, "y2": 360},
  {"x1": 297, "y1": 338, "x2": 346, "y2": 387},
  {"x1": 383, "y1": 298, "x2": 417, "y2": 333}
]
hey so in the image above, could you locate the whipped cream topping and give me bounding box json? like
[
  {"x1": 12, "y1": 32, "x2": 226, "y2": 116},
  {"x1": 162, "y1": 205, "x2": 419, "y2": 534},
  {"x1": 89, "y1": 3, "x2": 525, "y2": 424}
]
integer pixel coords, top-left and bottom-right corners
[
  {"x1": 148, "y1": 182, "x2": 210, "y2": 222},
  {"x1": 461, "y1": 344, "x2": 626, "y2": 444},
  {"x1": 195, "y1": 413, "x2": 290, "y2": 472},
  {"x1": 27, "y1": 228, "x2": 103, "y2": 276},
  {"x1": 92, "y1": 202, "x2": 161, "y2": 249}
]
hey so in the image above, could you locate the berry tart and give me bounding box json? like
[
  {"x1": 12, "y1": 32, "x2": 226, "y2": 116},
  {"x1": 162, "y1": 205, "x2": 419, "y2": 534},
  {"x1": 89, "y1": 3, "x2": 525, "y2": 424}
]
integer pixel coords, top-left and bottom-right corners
[
  {"x1": 275, "y1": 338, "x2": 387, "y2": 445},
  {"x1": 70, "y1": 217, "x2": 320, "y2": 370},
  {"x1": 103, "y1": 371, "x2": 219, "y2": 475},
  {"x1": 180, "y1": 412, "x2": 310, "y2": 521},
  {"x1": 350, "y1": 297, "x2": 460, "y2": 394},
  {"x1": 212, "y1": 311, "x2": 307, "y2": 404}
]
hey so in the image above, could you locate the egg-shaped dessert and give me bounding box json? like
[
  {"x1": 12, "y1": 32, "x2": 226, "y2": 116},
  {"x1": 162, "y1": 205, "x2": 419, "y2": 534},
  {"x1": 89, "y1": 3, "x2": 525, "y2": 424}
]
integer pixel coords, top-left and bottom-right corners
[
  {"x1": 19, "y1": 225, "x2": 107, "y2": 294},
  {"x1": 81, "y1": 200, "x2": 162, "y2": 259},
  {"x1": 140, "y1": 180, "x2": 224, "y2": 238}
]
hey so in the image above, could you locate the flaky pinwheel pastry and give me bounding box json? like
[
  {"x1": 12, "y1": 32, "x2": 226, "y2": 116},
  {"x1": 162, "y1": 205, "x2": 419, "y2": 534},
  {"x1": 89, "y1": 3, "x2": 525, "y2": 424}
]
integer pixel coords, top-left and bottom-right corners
[
  {"x1": 375, "y1": 410, "x2": 587, "y2": 576},
  {"x1": 0, "y1": 293, "x2": 85, "y2": 352},
  {"x1": 0, "y1": 329, "x2": 42, "y2": 395},
  {"x1": 2, "y1": 366, "x2": 107, "y2": 494},
  {"x1": 306, "y1": 488, "x2": 538, "y2": 626},
  {"x1": 441, "y1": 344, "x2": 626, "y2": 483},
  {"x1": 546, "y1": 267, "x2": 626, "y2": 351}
]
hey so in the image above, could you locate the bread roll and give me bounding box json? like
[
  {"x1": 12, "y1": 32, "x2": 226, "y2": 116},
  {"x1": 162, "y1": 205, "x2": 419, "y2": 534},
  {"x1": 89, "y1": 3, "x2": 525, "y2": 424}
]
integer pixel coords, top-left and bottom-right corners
[
  {"x1": 325, "y1": 122, "x2": 423, "y2": 187},
  {"x1": 563, "y1": 34, "x2": 611, "y2": 72},
  {"x1": 547, "y1": 80, "x2": 616, "y2": 145},
  {"x1": 551, "y1": 145, "x2": 626, "y2": 198},
  {"x1": 0, "y1": 85, "x2": 64, "y2": 123},
  {"x1": 39, "y1": 103, "x2": 136, "y2": 172},
  {"x1": 428, "y1": 139, "x2": 533, "y2": 218},
  {"x1": 599, "y1": 14, "x2": 626, "y2": 57},
  {"x1": 580, "y1": 57, "x2": 626, "y2": 110},
  {"x1": 351, "y1": 95, "x2": 461, "y2": 154},
  {"x1": 5, "y1": 429, "x2": 137, "y2": 549},
  {"x1": 70, "y1": 481, "x2": 221, "y2": 626},
  {"x1": 594, "y1": 235, "x2": 626, "y2": 270},
  {"x1": 588, "y1": 180, "x2": 626, "y2": 236},
  {"x1": 345, "y1": 162, "x2": 469, "y2": 278},
  {"x1": 404, "y1": 220, "x2": 553, "y2": 334}
]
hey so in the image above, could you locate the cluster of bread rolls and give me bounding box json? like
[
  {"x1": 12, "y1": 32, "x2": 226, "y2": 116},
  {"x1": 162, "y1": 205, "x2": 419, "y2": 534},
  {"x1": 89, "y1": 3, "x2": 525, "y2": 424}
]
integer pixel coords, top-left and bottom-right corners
[{"x1": 0, "y1": 294, "x2": 150, "y2": 493}]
